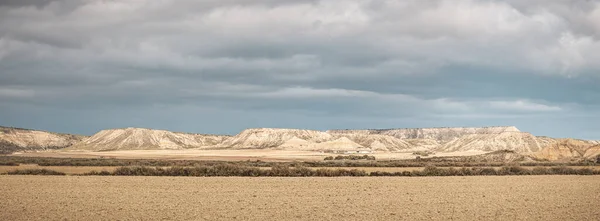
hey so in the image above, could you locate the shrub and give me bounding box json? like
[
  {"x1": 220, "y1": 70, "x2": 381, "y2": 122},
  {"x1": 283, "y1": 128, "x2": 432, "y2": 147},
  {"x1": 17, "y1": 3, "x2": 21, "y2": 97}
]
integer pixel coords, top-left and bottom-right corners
[
  {"x1": 498, "y1": 166, "x2": 530, "y2": 175},
  {"x1": 412, "y1": 151, "x2": 431, "y2": 157},
  {"x1": 6, "y1": 169, "x2": 65, "y2": 175},
  {"x1": 82, "y1": 170, "x2": 113, "y2": 176},
  {"x1": 329, "y1": 155, "x2": 376, "y2": 161}
]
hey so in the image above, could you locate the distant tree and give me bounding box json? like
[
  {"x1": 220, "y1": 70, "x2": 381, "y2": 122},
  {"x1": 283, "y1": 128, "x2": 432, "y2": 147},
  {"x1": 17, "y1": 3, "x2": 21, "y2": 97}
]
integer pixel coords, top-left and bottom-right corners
[{"x1": 596, "y1": 155, "x2": 600, "y2": 164}]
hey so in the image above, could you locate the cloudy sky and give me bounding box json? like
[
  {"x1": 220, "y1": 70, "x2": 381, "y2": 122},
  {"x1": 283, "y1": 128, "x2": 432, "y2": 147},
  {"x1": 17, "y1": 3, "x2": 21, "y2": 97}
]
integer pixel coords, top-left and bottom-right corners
[{"x1": 0, "y1": 0, "x2": 599, "y2": 139}]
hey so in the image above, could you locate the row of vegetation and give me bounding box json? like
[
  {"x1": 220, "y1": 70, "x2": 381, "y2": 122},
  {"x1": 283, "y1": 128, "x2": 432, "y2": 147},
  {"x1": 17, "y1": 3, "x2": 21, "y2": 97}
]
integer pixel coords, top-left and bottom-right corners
[
  {"x1": 323, "y1": 155, "x2": 376, "y2": 161},
  {"x1": 4, "y1": 165, "x2": 600, "y2": 177},
  {"x1": 2, "y1": 156, "x2": 599, "y2": 168},
  {"x1": 412, "y1": 151, "x2": 433, "y2": 157},
  {"x1": 5, "y1": 169, "x2": 66, "y2": 175}
]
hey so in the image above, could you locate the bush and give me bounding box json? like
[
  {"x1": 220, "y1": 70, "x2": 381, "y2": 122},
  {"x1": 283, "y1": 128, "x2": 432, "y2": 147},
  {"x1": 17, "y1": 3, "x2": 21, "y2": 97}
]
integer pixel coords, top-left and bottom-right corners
[
  {"x1": 6, "y1": 169, "x2": 65, "y2": 175},
  {"x1": 73, "y1": 165, "x2": 600, "y2": 177},
  {"x1": 498, "y1": 166, "x2": 530, "y2": 175},
  {"x1": 82, "y1": 170, "x2": 113, "y2": 176},
  {"x1": 412, "y1": 151, "x2": 431, "y2": 157},
  {"x1": 328, "y1": 155, "x2": 376, "y2": 161}
]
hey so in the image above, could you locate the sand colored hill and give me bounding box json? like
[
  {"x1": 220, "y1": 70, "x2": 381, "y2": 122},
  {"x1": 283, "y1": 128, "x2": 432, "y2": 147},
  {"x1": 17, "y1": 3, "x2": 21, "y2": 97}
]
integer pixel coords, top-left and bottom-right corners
[
  {"x1": 313, "y1": 137, "x2": 364, "y2": 150},
  {"x1": 327, "y1": 126, "x2": 520, "y2": 143},
  {"x1": 0, "y1": 126, "x2": 86, "y2": 154},
  {"x1": 14, "y1": 125, "x2": 590, "y2": 162},
  {"x1": 583, "y1": 145, "x2": 600, "y2": 159},
  {"x1": 69, "y1": 128, "x2": 229, "y2": 151},
  {"x1": 330, "y1": 134, "x2": 411, "y2": 151},
  {"x1": 533, "y1": 139, "x2": 597, "y2": 161},
  {"x1": 279, "y1": 136, "x2": 313, "y2": 150},
  {"x1": 218, "y1": 128, "x2": 332, "y2": 149},
  {"x1": 439, "y1": 132, "x2": 556, "y2": 152}
]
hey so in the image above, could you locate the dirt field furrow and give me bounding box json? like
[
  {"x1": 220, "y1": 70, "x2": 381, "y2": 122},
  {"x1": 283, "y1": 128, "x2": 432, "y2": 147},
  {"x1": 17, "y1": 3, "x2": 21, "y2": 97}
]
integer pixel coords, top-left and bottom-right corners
[{"x1": 1, "y1": 176, "x2": 599, "y2": 220}]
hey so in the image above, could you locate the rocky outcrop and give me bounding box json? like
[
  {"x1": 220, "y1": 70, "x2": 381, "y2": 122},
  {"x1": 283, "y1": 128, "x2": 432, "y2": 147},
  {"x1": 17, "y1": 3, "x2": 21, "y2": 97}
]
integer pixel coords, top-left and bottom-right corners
[
  {"x1": 0, "y1": 126, "x2": 86, "y2": 154},
  {"x1": 12, "y1": 125, "x2": 588, "y2": 160},
  {"x1": 313, "y1": 137, "x2": 364, "y2": 150},
  {"x1": 533, "y1": 139, "x2": 597, "y2": 161},
  {"x1": 218, "y1": 128, "x2": 332, "y2": 149},
  {"x1": 583, "y1": 145, "x2": 600, "y2": 159},
  {"x1": 330, "y1": 134, "x2": 411, "y2": 151},
  {"x1": 68, "y1": 128, "x2": 229, "y2": 151},
  {"x1": 439, "y1": 132, "x2": 556, "y2": 152},
  {"x1": 327, "y1": 126, "x2": 520, "y2": 143}
]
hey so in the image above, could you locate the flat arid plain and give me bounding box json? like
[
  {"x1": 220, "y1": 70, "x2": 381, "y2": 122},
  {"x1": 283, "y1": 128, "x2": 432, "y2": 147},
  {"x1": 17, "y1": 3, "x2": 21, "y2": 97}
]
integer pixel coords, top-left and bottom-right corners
[
  {"x1": 2, "y1": 126, "x2": 600, "y2": 220},
  {"x1": 2, "y1": 176, "x2": 599, "y2": 221}
]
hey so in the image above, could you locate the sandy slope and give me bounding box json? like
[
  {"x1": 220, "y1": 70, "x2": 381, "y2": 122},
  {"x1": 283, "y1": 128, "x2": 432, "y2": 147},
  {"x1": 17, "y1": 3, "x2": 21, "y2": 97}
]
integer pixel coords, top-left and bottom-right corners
[
  {"x1": 68, "y1": 128, "x2": 229, "y2": 151},
  {"x1": 533, "y1": 139, "x2": 599, "y2": 161},
  {"x1": 439, "y1": 132, "x2": 555, "y2": 152},
  {"x1": 0, "y1": 127, "x2": 85, "y2": 153}
]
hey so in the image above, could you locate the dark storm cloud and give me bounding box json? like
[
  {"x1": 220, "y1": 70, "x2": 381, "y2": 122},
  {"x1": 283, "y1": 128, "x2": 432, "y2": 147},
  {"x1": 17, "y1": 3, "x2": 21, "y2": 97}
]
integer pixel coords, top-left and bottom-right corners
[{"x1": 0, "y1": 0, "x2": 598, "y2": 139}]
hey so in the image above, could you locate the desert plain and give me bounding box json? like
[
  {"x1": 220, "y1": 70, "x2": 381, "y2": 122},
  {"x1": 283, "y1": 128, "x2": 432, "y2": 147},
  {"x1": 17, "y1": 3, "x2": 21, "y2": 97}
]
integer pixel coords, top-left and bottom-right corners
[{"x1": 1, "y1": 175, "x2": 599, "y2": 221}]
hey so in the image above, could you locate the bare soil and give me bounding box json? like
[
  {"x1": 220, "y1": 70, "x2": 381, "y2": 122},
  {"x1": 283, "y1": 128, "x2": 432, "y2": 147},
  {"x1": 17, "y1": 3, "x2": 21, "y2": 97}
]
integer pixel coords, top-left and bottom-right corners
[{"x1": 1, "y1": 176, "x2": 599, "y2": 220}]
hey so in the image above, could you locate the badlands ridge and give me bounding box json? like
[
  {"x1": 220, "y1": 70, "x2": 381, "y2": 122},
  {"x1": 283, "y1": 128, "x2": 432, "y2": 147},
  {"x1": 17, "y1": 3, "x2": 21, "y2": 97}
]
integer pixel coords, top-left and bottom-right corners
[{"x1": 1, "y1": 126, "x2": 599, "y2": 161}]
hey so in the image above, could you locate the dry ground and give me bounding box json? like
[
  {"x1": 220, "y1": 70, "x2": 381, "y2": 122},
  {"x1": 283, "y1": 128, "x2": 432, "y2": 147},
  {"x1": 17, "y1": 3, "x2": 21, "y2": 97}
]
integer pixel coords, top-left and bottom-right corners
[
  {"x1": 1, "y1": 176, "x2": 599, "y2": 221},
  {"x1": 0, "y1": 164, "x2": 119, "y2": 174},
  {"x1": 12, "y1": 149, "x2": 488, "y2": 161}
]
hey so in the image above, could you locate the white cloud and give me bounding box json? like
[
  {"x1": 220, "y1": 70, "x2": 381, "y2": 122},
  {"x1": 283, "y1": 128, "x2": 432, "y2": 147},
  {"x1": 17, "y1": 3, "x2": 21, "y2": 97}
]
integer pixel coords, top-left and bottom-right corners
[{"x1": 489, "y1": 100, "x2": 562, "y2": 112}]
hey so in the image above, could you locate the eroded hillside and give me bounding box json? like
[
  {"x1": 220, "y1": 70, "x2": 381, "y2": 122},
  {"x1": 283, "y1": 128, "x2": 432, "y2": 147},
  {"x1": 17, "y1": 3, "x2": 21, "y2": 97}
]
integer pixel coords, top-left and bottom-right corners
[
  {"x1": 532, "y1": 139, "x2": 600, "y2": 161},
  {"x1": 68, "y1": 128, "x2": 229, "y2": 151},
  {"x1": 0, "y1": 126, "x2": 86, "y2": 154},
  {"x1": 327, "y1": 126, "x2": 520, "y2": 142},
  {"x1": 8, "y1": 125, "x2": 597, "y2": 162}
]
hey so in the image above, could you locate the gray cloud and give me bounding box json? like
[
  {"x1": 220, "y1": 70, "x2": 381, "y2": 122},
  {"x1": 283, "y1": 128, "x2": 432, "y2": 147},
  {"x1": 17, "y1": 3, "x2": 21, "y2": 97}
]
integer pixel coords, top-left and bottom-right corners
[{"x1": 0, "y1": 0, "x2": 598, "y2": 139}]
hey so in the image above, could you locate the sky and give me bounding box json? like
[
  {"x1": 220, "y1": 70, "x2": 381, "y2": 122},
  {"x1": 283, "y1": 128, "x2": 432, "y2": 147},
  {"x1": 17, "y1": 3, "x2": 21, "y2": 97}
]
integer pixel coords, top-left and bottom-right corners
[{"x1": 0, "y1": 0, "x2": 599, "y2": 139}]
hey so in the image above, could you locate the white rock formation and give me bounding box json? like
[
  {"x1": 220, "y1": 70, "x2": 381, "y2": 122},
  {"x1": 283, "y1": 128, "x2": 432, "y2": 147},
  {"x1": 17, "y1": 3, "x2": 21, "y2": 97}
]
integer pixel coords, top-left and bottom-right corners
[
  {"x1": 218, "y1": 128, "x2": 332, "y2": 149},
  {"x1": 313, "y1": 137, "x2": 364, "y2": 150},
  {"x1": 0, "y1": 126, "x2": 85, "y2": 153},
  {"x1": 55, "y1": 125, "x2": 598, "y2": 157},
  {"x1": 439, "y1": 132, "x2": 556, "y2": 152},
  {"x1": 330, "y1": 133, "x2": 411, "y2": 151},
  {"x1": 533, "y1": 139, "x2": 598, "y2": 160},
  {"x1": 328, "y1": 126, "x2": 520, "y2": 143},
  {"x1": 69, "y1": 127, "x2": 229, "y2": 151}
]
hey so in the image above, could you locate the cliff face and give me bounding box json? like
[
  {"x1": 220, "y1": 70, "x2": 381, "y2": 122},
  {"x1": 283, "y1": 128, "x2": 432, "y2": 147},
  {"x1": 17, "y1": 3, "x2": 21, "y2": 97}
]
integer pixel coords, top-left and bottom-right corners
[
  {"x1": 15, "y1": 125, "x2": 592, "y2": 159},
  {"x1": 69, "y1": 128, "x2": 229, "y2": 151},
  {"x1": 216, "y1": 126, "x2": 544, "y2": 153},
  {"x1": 0, "y1": 126, "x2": 86, "y2": 154},
  {"x1": 439, "y1": 132, "x2": 555, "y2": 152},
  {"x1": 218, "y1": 128, "x2": 332, "y2": 149},
  {"x1": 329, "y1": 134, "x2": 411, "y2": 151},
  {"x1": 533, "y1": 139, "x2": 598, "y2": 161},
  {"x1": 327, "y1": 126, "x2": 520, "y2": 143}
]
